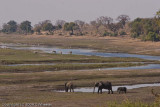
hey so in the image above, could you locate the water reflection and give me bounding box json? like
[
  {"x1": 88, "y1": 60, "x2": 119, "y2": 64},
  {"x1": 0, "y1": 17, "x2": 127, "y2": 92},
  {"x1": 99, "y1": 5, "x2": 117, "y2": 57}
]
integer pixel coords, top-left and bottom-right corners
[{"x1": 57, "y1": 83, "x2": 160, "y2": 92}]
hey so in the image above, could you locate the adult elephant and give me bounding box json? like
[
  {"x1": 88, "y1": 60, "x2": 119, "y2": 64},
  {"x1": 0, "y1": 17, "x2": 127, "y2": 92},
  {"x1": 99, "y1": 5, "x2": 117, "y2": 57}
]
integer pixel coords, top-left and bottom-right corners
[
  {"x1": 93, "y1": 81, "x2": 113, "y2": 94},
  {"x1": 64, "y1": 81, "x2": 74, "y2": 92}
]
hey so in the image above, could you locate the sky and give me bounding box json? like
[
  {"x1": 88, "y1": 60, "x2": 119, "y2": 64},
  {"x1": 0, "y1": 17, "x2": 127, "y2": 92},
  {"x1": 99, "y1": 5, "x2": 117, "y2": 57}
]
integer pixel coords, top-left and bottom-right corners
[{"x1": 0, "y1": 0, "x2": 160, "y2": 26}]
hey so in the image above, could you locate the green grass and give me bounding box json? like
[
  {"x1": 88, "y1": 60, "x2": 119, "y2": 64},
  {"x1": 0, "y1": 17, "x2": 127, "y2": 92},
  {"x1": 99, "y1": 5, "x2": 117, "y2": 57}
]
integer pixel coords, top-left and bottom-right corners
[
  {"x1": 105, "y1": 98, "x2": 160, "y2": 107},
  {"x1": 1, "y1": 34, "x2": 160, "y2": 56},
  {"x1": 0, "y1": 62, "x2": 145, "y2": 73},
  {"x1": 0, "y1": 48, "x2": 150, "y2": 65}
]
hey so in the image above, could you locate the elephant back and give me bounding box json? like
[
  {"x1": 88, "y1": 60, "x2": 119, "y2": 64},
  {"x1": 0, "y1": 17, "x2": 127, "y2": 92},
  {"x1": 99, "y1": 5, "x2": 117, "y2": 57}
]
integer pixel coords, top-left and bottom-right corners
[{"x1": 103, "y1": 81, "x2": 112, "y2": 89}]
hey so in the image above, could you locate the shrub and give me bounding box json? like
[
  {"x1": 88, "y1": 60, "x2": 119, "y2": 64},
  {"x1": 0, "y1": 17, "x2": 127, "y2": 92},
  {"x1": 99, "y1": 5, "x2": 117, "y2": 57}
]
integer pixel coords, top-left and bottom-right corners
[
  {"x1": 145, "y1": 32, "x2": 159, "y2": 41},
  {"x1": 103, "y1": 31, "x2": 110, "y2": 36},
  {"x1": 119, "y1": 31, "x2": 127, "y2": 35},
  {"x1": 110, "y1": 32, "x2": 118, "y2": 37},
  {"x1": 131, "y1": 32, "x2": 139, "y2": 38}
]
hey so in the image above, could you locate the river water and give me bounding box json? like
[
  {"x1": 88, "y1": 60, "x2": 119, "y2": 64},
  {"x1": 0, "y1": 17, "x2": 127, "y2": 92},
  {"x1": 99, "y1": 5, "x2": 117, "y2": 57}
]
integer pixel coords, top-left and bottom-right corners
[
  {"x1": 1, "y1": 43, "x2": 160, "y2": 70},
  {"x1": 1, "y1": 43, "x2": 160, "y2": 60},
  {"x1": 57, "y1": 83, "x2": 160, "y2": 93}
]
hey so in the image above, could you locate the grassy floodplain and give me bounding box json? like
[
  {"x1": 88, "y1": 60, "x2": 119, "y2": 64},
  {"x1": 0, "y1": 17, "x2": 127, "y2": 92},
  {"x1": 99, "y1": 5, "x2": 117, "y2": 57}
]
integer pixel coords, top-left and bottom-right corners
[
  {"x1": 0, "y1": 35, "x2": 160, "y2": 106},
  {"x1": 0, "y1": 69, "x2": 160, "y2": 106},
  {"x1": 0, "y1": 48, "x2": 150, "y2": 73},
  {"x1": 1, "y1": 34, "x2": 160, "y2": 56}
]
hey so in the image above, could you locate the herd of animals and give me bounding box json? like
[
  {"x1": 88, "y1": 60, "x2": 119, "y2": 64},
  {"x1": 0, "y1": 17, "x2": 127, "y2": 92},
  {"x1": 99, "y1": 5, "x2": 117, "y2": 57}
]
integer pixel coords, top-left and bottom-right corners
[
  {"x1": 58, "y1": 81, "x2": 160, "y2": 107},
  {"x1": 52, "y1": 50, "x2": 72, "y2": 54},
  {"x1": 50, "y1": 50, "x2": 159, "y2": 96},
  {"x1": 64, "y1": 81, "x2": 159, "y2": 97},
  {"x1": 64, "y1": 81, "x2": 127, "y2": 94}
]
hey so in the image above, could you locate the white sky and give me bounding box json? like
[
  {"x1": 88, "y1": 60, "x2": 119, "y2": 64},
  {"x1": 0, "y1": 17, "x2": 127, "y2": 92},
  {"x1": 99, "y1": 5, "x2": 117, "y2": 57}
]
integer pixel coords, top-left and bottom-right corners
[{"x1": 0, "y1": 0, "x2": 160, "y2": 25}]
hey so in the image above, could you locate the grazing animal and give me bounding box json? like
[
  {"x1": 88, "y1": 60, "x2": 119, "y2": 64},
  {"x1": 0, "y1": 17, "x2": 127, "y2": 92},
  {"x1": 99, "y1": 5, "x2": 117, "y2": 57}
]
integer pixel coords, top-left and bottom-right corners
[
  {"x1": 93, "y1": 81, "x2": 113, "y2": 94},
  {"x1": 59, "y1": 51, "x2": 62, "y2": 54},
  {"x1": 117, "y1": 87, "x2": 127, "y2": 94},
  {"x1": 34, "y1": 51, "x2": 38, "y2": 54},
  {"x1": 65, "y1": 81, "x2": 74, "y2": 92},
  {"x1": 69, "y1": 51, "x2": 72, "y2": 54},
  {"x1": 151, "y1": 89, "x2": 160, "y2": 97},
  {"x1": 52, "y1": 50, "x2": 56, "y2": 54}
]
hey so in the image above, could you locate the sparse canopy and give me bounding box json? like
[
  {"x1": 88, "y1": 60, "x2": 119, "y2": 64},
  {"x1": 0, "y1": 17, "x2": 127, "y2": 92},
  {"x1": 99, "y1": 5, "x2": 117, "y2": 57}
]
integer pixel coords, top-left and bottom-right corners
[
  {"x1": 34, "y1": 24, "x2": 41, "y2": 34},
  {"x1": 55, "y1": 20, "x2": 66, "y2": 26},
  {"x1": 117, "y1": 15, "x2": 130, "y2": 27},
  {"x1": 96, "y1": 16, "x2": 113, "y2": 25},
  {"x1": 74, "y1": 20, "x2": 85, "y2": 28}
]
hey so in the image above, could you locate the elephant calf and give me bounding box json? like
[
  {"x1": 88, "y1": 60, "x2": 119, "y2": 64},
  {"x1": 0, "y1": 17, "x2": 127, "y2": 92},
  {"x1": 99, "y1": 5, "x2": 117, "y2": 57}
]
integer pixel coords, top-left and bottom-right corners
[
  {"x1": 117, "y1": 87, "x2": 127, "y2": 94},
  {"x1": 64, "y1": 81, "x2": 74, "y2": 92}
]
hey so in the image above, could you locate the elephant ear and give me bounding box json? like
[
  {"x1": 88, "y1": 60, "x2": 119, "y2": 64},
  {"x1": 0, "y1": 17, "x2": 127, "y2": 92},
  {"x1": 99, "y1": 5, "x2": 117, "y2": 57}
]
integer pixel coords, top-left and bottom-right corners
[{"x1": 98, "y1": 82, "x2": 102, "y2": 86}]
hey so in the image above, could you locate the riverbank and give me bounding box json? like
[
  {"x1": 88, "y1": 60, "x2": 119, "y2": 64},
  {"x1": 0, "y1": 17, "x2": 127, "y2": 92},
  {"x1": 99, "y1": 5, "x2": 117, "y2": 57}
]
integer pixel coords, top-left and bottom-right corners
[
  {"x1": 0, "y1": 69, "x2": 160, "y2": 106},
  {"x1": 1, "y1": 34, "x2": 160, "y2": 56}
]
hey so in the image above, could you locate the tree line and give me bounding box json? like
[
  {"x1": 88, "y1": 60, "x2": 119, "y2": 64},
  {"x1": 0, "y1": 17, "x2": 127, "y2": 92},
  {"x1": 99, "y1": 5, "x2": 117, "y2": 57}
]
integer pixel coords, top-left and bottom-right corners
[
  {"x1": 1, "y1": 10, "x2": 160, "y2": 42},
  {"x1": 0, "y1": 15, "x2": 130, "y2": 36},
  {"x1": 130, "y1": 10, "x2": 160, "y2": 41}
]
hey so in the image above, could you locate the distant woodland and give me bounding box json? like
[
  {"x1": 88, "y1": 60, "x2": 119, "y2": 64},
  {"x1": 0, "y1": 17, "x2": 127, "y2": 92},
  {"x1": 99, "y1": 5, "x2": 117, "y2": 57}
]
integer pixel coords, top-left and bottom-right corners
[{"x1": 1, "y1": 10, "x2": 160, "y2": 42}]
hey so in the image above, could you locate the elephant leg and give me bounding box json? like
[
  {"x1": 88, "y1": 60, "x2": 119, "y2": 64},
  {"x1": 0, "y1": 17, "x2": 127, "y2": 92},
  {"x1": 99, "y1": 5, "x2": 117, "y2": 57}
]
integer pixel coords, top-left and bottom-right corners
[
  {"x1": 108, "y1": 90, "x2": 110, "y2": 94},
  {"x1": 111, "y1": 90, "x2": 113, "y2": 94},
  {"x1": 100, "y1": 89, "x2": 102, "y2": 94},
  {"x1": 72, "y1": 88, "x2": 74, "y2": 92},
  {"x1": 70, "y1": 88, "x2": 71, "y2": 92},
  {"x1": 98, "y1": 88, "x2": 100, "y2": 94},
  {"x1": 66, "y1": 88, "x2": 68, "y2": 92}
]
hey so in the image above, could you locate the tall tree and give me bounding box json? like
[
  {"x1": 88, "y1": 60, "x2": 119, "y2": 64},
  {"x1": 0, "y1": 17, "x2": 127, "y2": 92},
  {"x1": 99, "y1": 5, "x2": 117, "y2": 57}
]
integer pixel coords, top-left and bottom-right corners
[
  {"x1": 43, "y1": 22, "x2": 55, "y2": 32},
  {"x1": 90, "y1": 20, "x2": 100, "y2": 34},
  {"x1": 55, "y1": 20, "x2": 66, "y2": 27},
  {"x1": 156, "y1": 10, "x2": 160, "y2": 18},
  {"x1": 34, "y1": 24, "x2": 41, "y2": 34},
  {"x1": 74, "y1": 20, "x2": 85, "y2": 33},
  {"x1": 20, "y1": 21, "x2": 32, "y2": 34},
  {"x1": 117, "y1": 15, "x2": 130, "y2": 28},
  {"x1": 2, "y1": 20, "x2": 17, "y2": 33},
  {"x1": 64, "y1": 22, "x2": 78, "y2": 35},
  {"x1": 96, "y1": 16, "x2": 113, "y2": 26}
]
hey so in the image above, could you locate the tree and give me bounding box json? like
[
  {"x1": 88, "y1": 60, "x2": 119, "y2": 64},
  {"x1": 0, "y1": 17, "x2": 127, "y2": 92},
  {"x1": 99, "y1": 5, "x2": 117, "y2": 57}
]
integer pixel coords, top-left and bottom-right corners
[
  {"x1": 37, "y1": 20, "x2": 55, "y2": 33},
  {"x1": 64, "y1": 22, "x2": 78, "y2": 35},
  {"x1": 96, "y1": 16, "x2": 113, "y2": 26},
  {"x1": 2, "y1": 20, "x2": 17, "y2": 33},
  {"x1": 20, "y1": 21, "x2": 32, "y2": 34},
  {"x1": 74, "y1": 20, "x2": 85, "y2": 33},
  {"x1": 146, "y1": 31, "x2": 159, "y2": 41},
  {"x1": 117, "y1": 15, "x2": 130, "y2": 28},
  {"x1": 34, "y1": 24, "x2": 41, "y2": 34},
  {"x1": 55, "y1": 20, "x2": 66, "y2": 26},
  {"x1": 108, "y1": 23, "x2": 121, "y2": 33},
  {"x1": 156, "y1": 10, "x2": 160, "y2": 19},
  {"x1": 43, "y1": 22, "x2": 55, "y2": 32},
  {"x1": 74, "y1": 20, "x2": 85, "y2": 28},
  {"x1": 90, "y1": 20, "x2": 100, "y2": 34}
]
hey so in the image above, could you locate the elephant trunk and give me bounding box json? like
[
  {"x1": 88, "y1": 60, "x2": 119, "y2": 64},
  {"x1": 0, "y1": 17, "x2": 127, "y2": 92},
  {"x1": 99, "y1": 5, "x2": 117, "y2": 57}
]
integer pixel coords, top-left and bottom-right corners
[
  {"x1": 64, "y1": 82, "x2": 67, "y2": 92},
  {"x1": 93, "y1": 85, "x2": 95, "y2": 94}
]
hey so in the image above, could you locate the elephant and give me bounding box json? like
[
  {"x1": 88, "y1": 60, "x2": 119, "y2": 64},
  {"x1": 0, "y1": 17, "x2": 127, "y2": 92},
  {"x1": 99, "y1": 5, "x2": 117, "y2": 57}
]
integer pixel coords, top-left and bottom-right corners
[
  {"x1": 117, "y1": 87, "x2": 127, "y2": 94},
  {"x1": 93, "y1": 81, "x2": 113, "y2": 94},
  {"x1": 64, "y1": 81, "x2": 74, "y2": 92},
  {"x1": 52, "y1": 50, "x2": 56, "y2": 54},
  {"x1": 59, "y1": 51, "x2": 62, "y2": 54},
  {"x1": 69, "y1": 51, "x2": 72, "y2": 54}
]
